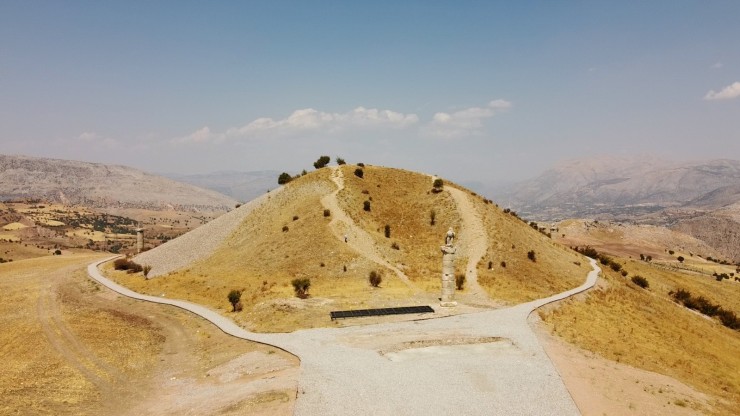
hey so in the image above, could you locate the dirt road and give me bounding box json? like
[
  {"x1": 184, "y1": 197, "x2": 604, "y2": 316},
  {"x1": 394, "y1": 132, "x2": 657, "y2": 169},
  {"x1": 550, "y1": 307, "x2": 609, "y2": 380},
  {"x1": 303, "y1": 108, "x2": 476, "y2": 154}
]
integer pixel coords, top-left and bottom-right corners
[{"x1": 0, "y1": 253, "x2": 298, "y2": 416}]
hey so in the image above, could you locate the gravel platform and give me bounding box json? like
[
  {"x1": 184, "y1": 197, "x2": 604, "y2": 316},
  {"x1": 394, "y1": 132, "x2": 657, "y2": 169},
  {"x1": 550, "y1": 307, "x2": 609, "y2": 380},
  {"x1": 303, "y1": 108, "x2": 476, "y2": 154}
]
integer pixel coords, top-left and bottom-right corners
[{"x1": 88, "y1": 257, "x2": 599, "y2": 415}]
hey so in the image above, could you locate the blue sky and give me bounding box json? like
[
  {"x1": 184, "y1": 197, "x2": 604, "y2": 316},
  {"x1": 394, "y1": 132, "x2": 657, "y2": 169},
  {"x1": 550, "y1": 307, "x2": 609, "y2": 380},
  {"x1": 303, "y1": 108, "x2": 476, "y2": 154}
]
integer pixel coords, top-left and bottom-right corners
[{"x1": 1, "y1": 1, "x2": 739, "y2": 185}]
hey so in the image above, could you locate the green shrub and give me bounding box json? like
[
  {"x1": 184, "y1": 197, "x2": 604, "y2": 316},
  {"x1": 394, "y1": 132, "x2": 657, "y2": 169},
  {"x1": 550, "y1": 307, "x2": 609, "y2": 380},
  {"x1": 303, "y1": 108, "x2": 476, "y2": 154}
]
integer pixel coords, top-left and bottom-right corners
[
  {"x1": 282, "y1": 225, "x2": 289, "y2": 232},
  {"x1": 113, "y1": 258, "x2": 143, "y2": 273},
  {"x1": 227, "y1": 290, "x2": 242, "y2": 312},
  {"x1": 291, "y1": 278, "x2": 311, "y2": 298},
  {"x1": 323, "y1": 209, "x2": 331, "y2": 217},
  {"x1": 278, "y1": 172, "x2": 292, "y2": 185},
  {"x1": 354, "y1": 168, "x2": 364, "y2": 178},
  {"x1": 143, "y1": 264, "x2": 152, "y2": 278},
  {"x1": 717, "y1": 309, "x2": 739, "y2": 330},
  {"x1": 313, "y1": 156, "x2": 330, "y2": 169},
  {"x1": 432, "y1": 178, "x2": 443, "y2": 193},
  {"x1": 455, "y1": 273, "x2": 466, "y2": 290},
  {"x1": 429, "y1": 209, "x2": 436, "y2": 225},
  {"x1": 610, "y1": 262, "x2": 622, "y2": 272},
  {"x1": 500, "y1": 261, "x2": 506, "y2": 268},
  {"x1": 391, "y1": 242, "x2": 400, "y2": 250},
  {"x1": 363, "y1": 200, "x2": 371, "y2": 211},
  {"x1": 631, "y1": 275, "x2": 649, "y2": 289},
  {"x1": 293, "y1": 215, "x2": 299, "y2": 221},
  {"x1": 336, "y1": 157, "x2": 346, "y2": 165},
  {"x1": 488, "y1": 261, "x2": 493, "y2": 270},
  {"x1": 576, "y1": 246, "x2": 599, "y2": 258},
  {"x1": 527, "y1": 250, "x2": 536, "y2": 262},
  {"x1": 384, "y1": 224, "x2": 391, "y2": 238},
  {"x1": 369, "y1": 271, "x2": 382, "y2": 287}
]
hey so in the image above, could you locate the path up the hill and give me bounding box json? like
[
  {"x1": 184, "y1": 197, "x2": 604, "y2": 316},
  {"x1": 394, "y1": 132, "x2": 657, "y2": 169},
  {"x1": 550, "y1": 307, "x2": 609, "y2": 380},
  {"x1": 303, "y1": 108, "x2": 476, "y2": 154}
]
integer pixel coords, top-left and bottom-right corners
[
  {"x1": 321, "y1": 166, "x2": 417, "y2": 290},
  {"x1": 446, "y1": 186, "x2": 492, "y2": 305}
]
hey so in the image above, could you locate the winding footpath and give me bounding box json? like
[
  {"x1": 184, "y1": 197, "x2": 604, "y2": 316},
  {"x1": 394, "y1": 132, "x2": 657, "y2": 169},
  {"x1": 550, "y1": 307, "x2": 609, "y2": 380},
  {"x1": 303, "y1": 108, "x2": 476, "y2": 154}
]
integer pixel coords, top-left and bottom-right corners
[
  {"x1": 445, "y1": 186, "x2": 492, "y2": 304},
  {"x1": 88, "y1": 257, "x2": 600, "y2": 415},
  {"x1": 320, "y1": 166, "x2": 416, "y2": 289}
]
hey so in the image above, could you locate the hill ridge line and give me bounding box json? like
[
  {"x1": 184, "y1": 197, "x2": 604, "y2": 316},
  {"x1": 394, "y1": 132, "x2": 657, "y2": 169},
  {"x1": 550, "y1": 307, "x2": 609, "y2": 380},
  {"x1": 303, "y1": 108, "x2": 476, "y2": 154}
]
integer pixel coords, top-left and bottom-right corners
[{"x1": 134, "y1": 188, "x2": 284, "y2": 277}]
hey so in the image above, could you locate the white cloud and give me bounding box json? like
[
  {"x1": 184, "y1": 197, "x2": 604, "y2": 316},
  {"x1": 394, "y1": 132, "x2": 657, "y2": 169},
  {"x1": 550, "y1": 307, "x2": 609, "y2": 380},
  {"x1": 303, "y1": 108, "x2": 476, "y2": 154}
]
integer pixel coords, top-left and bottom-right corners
[
  {"x1": 173, "y1": 106, "x2": 419, "y2": 144},
  {"x1": 226, "y1": 107, "x2": 418, "y2": 138},
  {"x1": 171, "y1": 126, "x2": 224, "y2": 144},
  {"x1": 76, "y1": 131, "x2": 119, "y2": 148},
  {"x1": 704, "y1": 81, "x2": 740, "y2": 100},
  {"x1": 425, "y1": 99, "x2": 511, "y2": 138}
]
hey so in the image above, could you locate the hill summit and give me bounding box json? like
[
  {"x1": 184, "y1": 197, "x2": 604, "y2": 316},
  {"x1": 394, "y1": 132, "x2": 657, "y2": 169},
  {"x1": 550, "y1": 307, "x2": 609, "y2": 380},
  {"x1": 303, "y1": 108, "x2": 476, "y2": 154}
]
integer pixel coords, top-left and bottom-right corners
[{"x1": 125, "y1": 164, "x2": 587, "y2": 331}]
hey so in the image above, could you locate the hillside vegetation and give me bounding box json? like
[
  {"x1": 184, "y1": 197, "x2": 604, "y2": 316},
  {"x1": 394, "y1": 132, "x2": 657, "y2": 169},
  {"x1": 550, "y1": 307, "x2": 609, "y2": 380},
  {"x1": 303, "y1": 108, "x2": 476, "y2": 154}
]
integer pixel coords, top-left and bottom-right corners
[
  {"x1": 540, "y1": 250, "x2": 740, "y2": 415},
  {"x1": 112, "y1": 164, "x2": 588, "y2": 331}
]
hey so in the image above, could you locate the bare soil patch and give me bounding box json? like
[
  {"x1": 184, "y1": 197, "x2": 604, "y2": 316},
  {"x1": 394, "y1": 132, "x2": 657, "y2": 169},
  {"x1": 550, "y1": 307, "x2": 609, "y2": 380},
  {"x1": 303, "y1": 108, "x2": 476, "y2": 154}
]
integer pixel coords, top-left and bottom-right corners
[{"x1": 533, "y1": 319, "x2": 710, "y2": 415}]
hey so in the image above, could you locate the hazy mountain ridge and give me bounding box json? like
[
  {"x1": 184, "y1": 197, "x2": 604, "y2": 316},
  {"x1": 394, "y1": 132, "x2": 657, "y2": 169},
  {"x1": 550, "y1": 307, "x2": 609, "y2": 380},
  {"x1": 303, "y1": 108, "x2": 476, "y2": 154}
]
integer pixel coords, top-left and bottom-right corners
[
  {"x1": 0, "y1": 154, "x2": 237, "y2": 211},
  {"x1": 498, "y1": 156, "x2": 740, "y2": 262},
  {"x1": 502, "y1": 157, "x2": 740, "y2": 219},
  {"x1": 164, "y1": 170, "x2": 279, "y2": 202}
]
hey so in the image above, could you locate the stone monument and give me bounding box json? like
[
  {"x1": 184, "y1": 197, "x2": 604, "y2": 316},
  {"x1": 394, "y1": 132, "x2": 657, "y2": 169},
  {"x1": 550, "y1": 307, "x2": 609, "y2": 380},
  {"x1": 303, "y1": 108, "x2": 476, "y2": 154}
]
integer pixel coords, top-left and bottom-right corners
[
  {"x1": 135, "y1": 226, "x2": 144, "y2": 254},
  {"x1": 440, "y1": 227, "x2": 457, "y2": 307}
]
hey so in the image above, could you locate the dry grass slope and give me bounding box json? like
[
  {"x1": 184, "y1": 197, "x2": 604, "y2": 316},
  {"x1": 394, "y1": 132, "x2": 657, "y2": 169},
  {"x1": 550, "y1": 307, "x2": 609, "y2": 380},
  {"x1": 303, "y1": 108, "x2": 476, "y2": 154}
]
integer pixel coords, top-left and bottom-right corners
[
  {"x1": 111, "y1": 165, "x2": 594, "y2": 332},
  {"x1": 540, "y1": 257, "x2": 740, "y2": 415}
]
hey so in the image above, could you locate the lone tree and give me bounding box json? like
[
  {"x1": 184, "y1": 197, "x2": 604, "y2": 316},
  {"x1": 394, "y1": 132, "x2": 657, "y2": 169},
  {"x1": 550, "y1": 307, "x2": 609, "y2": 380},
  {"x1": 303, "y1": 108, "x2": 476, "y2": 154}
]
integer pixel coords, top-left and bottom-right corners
[
  {"x1": 455, "y1": 273, "x2": 466, "y2": 290},
  {"x1": 227, "y1": 290, "x2": 242, "y2": 312},
  {"x1": 336, "y1": 157, "x2": 346, "y2": 165},
  {"x1": 278, "y1": 172, "x2": 293, "y2": 185},
  {"x1": 432, "y1": 178, "x2": 444, "y2": 193},
  {"x1": 314, "y1": 156, "x2": 331, "y2": 169},
  {"x1": 677, "y1": 256, "x2": 685, "y2": 263},
  {"x1": 291, "y1": 278, "x2": 311, "y2": 298},
  {"x1": 368, "y1": 271, "x2": 382, "y2": 287}
]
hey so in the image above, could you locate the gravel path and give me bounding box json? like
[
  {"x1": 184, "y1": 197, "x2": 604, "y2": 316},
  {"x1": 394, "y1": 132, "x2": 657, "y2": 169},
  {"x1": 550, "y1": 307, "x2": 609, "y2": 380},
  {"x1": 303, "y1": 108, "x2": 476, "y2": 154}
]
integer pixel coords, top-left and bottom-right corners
[{"x1": 88, "y1": 256, "x2": 600, "y2": 415}]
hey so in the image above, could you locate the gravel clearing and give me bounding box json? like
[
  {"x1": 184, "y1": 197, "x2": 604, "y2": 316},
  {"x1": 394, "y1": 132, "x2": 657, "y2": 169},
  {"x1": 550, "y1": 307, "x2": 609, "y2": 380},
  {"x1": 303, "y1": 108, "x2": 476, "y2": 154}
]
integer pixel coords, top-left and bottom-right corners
[
  {"x1": 133, "y1": 188, "x2": 283, "y2": 277},
  {"x1": 88, "y1": 257, "x2": 600, "y2": 415}
]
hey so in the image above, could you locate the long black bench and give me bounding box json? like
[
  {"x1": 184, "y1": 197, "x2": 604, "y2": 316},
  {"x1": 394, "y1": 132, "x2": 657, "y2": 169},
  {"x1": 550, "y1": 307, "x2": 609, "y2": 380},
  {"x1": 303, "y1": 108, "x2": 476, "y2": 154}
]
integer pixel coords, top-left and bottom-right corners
[{"x1": 330, "y1": 305, "x2": 434, "y2": 320}]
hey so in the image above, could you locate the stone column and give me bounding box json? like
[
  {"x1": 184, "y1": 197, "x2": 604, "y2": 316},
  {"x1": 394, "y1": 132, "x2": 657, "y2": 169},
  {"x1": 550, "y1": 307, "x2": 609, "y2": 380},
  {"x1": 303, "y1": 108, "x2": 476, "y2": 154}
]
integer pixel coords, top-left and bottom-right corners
[
  {"x1": 440, "y1": 245, "x2": 457, "y2": 307},
  {"x1": 135, "y1": 227, "x2": 144, "y2": 254}
]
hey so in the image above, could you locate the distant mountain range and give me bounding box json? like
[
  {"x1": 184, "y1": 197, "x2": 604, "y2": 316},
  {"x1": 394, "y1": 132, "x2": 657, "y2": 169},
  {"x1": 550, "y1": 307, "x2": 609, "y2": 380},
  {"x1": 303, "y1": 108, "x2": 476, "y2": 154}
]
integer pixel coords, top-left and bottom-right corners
[
  {"x1": 0, "y1": 154, "x2": 237, "y2": 211},
  {"x1": 164, "y1": 170, "x2": 279, "y2": 202},
  {"x1": 498, "y1": 156, "x2": 740, "y2": 262}
]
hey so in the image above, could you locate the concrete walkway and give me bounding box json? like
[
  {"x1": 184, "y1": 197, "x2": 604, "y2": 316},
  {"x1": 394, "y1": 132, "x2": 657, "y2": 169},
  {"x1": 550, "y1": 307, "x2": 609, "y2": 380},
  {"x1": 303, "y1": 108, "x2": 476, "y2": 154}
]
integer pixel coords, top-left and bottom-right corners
[{"x1": 88, "y1": 257, "x2": 600, "y2": 415}]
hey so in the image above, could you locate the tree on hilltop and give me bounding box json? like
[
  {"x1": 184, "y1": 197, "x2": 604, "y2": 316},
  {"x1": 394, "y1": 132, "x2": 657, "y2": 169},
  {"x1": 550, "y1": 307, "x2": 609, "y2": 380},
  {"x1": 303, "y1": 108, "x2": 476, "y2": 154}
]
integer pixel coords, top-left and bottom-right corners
[
  {"x1": 314, "y1": 156, "x2": 331, "y2": 169},
  {"x1": 278, "y1": 172, "x2": 293, "y2": 185}
]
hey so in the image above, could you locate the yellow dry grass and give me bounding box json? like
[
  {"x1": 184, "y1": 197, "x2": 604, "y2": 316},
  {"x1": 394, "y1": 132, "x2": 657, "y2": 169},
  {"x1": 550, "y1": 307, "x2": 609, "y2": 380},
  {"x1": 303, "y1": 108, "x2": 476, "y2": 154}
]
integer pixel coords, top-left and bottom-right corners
[
  {"x1": 539, "y1": 258, "x2": 740, "y2": 415},
  {"x1": 475, "y1": 199, "x2": 588, "y2": 303},
  {"x1": 1, "y1": 253, "x2": 298, "y2": 415},
  {"x1": 2, "y1": 222, "x2": 28, "y2": 231},
  {"x1": 108, "y1": 165, "x2": 595, "y2": 332}
]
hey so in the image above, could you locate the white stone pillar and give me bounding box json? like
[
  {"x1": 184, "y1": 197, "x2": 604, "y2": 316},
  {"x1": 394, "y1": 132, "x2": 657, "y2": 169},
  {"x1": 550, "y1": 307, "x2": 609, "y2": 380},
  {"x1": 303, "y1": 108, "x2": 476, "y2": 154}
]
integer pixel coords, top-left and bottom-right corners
[
  {"x1": 440, "y1": 245, "x2": 457, "y2": 307},
  {"x1": 135, "y1": 228, "x2": 144, "y2": 254}
]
